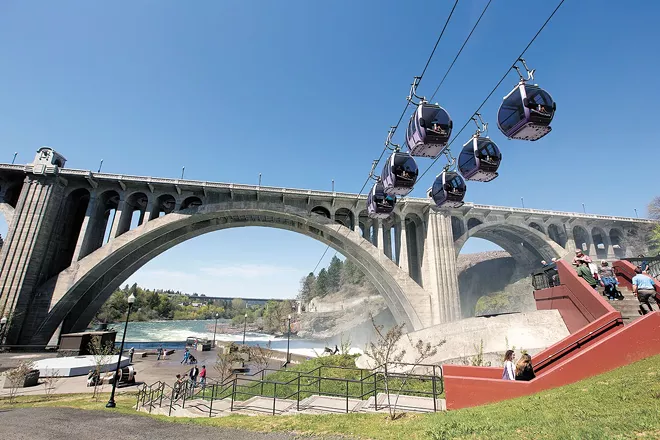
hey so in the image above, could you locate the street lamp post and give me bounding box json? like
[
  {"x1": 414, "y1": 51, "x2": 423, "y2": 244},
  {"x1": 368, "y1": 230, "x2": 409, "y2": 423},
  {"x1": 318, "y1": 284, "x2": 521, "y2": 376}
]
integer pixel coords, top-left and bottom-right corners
[
  {"x1": 634, "y1": 208, "x2": 639, "y2": 218},
  {"x1": 242, "y1": 313, "x2": 248, "y2": 345},
  {"x1": 520, "y1": 197, "x2": 525, "y2": 209},
  {"x1": 106, "y1": 293, "x2": 136, "y2": 408},
  {"x1": 213, "y1": 313, "x2": 219, "y2": 348},
  {"x1": 11, "y1": 152, "x2": 17, "y2": 164},
  {"x1": 0, "y1": 316, "x2": 7, "y2": 344},
  {"x1": 582, "y1": 203, "x2": 586, "y2": 214},
  {"x1": 285, "y1": 314, "x2": 291, "y2": 367}
]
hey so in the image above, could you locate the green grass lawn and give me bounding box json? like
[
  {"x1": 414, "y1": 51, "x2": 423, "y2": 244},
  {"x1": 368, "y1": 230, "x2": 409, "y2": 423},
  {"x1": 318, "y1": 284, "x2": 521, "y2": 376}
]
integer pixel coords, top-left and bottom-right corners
[
  {"x1": 202, "y1": 354, "x2": 443, "y2": 402},
  {"x1": 2, "y1": 354, "x2": 660, "y2": 439}
]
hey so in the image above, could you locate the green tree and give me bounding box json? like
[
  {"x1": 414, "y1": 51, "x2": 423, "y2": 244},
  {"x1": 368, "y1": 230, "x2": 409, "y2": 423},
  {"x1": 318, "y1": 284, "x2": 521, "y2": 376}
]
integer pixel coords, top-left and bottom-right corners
[
  {"x1": 298, "y1": 272, "x2": 316, "y2": 302},
  {"x1": 314, "y1": 268, "x2": 329, "y2": 298},
  {"x1": 231, "y1": 298, "x2": 246, "y2": 316},
  {"x1": 327, "y1": 256, "x2": 343, "y2": 293}
]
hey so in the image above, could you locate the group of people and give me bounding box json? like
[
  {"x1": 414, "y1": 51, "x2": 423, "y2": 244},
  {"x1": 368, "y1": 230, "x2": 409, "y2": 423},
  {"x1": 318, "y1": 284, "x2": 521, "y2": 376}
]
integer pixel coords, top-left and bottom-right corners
[
  {"x1": 573, "y1": 250, "x2": 659, "y2": 314},
  {"x1": 180, "y1": 348, "x2": 198, "y2": 365},
  {"x1": 173, "y1": 364, "x2": 207, "y2": 399},
  {"x1": 572, "y1": 250, "x2": 625, "y2": 301},
  {"x1": 501, "y1": 350, "x2": 535, "y2": 381}
]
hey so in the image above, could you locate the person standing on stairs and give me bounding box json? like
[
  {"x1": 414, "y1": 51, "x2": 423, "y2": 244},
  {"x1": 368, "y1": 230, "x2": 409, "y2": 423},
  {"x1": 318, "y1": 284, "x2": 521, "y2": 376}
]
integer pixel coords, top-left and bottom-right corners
[
  {"x1": 502, "y1": 350, "x2": 516, "y2": 380},
  {"x1": 632, "y1": 266, "x2": 656, "y2": 315}
]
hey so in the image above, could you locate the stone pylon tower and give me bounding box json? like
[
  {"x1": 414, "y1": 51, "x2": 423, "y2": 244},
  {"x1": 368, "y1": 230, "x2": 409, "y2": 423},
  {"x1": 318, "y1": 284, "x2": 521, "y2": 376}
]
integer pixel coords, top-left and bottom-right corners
[{"x1": 0, "y1": 147, "x2": 68, "y2": 345}]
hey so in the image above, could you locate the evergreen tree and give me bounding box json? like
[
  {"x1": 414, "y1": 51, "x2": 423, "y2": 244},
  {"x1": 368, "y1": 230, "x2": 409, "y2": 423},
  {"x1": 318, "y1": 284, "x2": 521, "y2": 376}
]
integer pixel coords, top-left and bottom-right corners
[
  {"x1": 327, "y1": 256, "x2": 343, "y2": 292},
  {"x1": 298, "y1": 272, "x2": 316, "y2": 302},
  {"x1": 314, "y1": 268, "x2": 329, "y2": 298}
]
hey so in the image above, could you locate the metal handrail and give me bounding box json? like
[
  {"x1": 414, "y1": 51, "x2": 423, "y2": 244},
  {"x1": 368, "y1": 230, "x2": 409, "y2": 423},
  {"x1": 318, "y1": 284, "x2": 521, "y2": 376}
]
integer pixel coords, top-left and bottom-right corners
[{"x1": 136, "y1": 360, "x2": 445, "y2": 417}]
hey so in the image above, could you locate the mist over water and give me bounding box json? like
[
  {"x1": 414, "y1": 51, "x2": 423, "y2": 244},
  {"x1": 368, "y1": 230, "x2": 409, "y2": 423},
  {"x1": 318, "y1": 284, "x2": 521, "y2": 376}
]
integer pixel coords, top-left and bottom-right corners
[{"x1": 110, "y1": 319, "x2": 357, "y2": 357}]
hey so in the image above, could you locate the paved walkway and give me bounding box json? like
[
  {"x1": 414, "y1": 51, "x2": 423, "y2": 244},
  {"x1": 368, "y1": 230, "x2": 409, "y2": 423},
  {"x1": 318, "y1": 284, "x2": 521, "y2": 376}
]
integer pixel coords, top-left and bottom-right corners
[
  {"x1": 0, "y1": 348, "x2": 281, "y2": 398},
  {"x1": 0, "y1": 407, "x2": 346, "y2": 440}
]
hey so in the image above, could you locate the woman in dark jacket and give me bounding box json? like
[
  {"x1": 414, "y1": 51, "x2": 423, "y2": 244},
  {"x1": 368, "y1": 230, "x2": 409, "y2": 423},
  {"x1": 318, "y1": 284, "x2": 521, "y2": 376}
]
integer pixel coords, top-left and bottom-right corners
[{"x1": 515, "y1": 354, "x2": 536, "y2": 381}]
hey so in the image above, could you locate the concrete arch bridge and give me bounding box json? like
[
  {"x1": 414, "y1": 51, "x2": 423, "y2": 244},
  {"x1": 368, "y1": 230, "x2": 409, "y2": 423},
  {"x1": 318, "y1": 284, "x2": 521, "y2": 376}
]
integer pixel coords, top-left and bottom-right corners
[{"x1": 0, "y1": 148, "x2": 654, "y2": 345}]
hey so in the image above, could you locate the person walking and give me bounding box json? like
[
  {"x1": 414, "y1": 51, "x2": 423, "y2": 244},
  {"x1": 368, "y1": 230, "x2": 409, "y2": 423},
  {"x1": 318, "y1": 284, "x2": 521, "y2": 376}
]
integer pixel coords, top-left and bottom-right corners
[
  {"x1": 515, "y1": 354, "x2": 536, "y2": 381},
  {"x1": 128, "y1": 347, "x2": 135, "y2": 363},
  {"x1": 199, "y1": 365, "x2": 207, "y2": 388},
  {"x1": 173, "y1": 374, "x2": 183, "y2": 400},
  {"x1": 577, "y1": 260, "x2": 599, "y2": 290},
  {"x1": 157, "y1": 345, "x2": 163, "y2": 361},
  {"x1": 189, "y1": 364, "x2": 199, "y2": 388},
  {"x1": 502, "y1": 350, "x2": 516, "y2": 380},
  {"x1": 632, "y1": 267, "x2": 656, "y2": 315},
  {"x1": 181, "y1": 348, "x2": 189, "y2": 364}
]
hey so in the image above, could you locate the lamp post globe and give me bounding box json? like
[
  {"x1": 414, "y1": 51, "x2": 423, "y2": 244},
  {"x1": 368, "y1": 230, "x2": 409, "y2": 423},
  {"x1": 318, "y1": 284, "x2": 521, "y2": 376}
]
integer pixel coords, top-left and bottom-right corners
[{"x1": 106, "y1": 293, "x2": 135, "y2": 408}]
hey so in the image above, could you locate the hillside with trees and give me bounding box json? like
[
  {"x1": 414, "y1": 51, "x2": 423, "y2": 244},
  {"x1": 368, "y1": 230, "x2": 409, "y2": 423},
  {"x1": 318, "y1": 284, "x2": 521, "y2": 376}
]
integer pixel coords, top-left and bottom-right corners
[
  {"x1": 297, "y1": 255, "x2": 375, "y2": 304},
  {"x1": 94, "y1": 283, "x2": 295, "y2": 334}
]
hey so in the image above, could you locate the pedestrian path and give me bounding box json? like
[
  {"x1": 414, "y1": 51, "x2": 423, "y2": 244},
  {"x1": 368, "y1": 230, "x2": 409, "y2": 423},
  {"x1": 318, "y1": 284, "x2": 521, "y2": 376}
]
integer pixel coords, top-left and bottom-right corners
[{"x1": 138, "y1": 392, "x2": 446, "y2": 417}]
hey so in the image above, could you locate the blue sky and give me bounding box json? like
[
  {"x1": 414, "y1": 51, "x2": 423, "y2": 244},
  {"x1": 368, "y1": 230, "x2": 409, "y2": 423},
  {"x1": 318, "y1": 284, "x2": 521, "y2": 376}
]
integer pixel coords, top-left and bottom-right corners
[{"x1": 1, "y1": 1, "x2": 658, "y2": 298}]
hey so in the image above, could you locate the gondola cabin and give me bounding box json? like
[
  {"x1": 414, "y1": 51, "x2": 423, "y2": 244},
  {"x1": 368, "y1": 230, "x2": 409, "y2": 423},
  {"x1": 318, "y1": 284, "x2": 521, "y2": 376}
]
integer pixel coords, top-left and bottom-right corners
[
  {"x1": 367, "y1": 180, "x2": 396, "y2": 219},
  {"x1": 428, "y1": 171, "x2": 466, "y2": 208},
  {"x1": 497, "y1": 83, "x2": 555, "y2": 141},
  {"x1": 458, "y1": 136, "x2": 502, "y2": 182},
  {"x1": 381, "y1": 152, "x2": 419, "y2": 196},
  {"x1": 406, "y1": 102, "x2": 452, "y2": 158}
]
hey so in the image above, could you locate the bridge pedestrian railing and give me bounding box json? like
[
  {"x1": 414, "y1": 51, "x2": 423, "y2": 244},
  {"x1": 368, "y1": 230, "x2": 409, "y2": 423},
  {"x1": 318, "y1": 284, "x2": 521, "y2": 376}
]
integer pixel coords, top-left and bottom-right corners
[
  {"x1": 623, "y1": 256, "x2": 660, "y2": 279},
  {"x1": 531, "y1": 264, "x2": 560, "y2": 291},
  {"x1": 135, "y1": 361, "x2": 444, "y2": 416}
]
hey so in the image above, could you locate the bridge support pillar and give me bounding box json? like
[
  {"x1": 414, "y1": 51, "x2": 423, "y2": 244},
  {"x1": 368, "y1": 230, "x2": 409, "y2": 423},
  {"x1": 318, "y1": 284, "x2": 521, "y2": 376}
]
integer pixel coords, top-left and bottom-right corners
[
  {"x1": 377, "y1": 220, "x2": 386, "y2": 255},
  {"x1": 108, "y1": 200, "x2": 127, "y2": 240},
  {"x1": 71, "y1": 194, "x2": 99, "y2": 262},
  {"x1": 383, "y1": 226, "x2": 392, "y2": 260},
  {"x1": 0, "y1": 175, "x2": 67, "y2": 345},
  {"x1": 420, "y1": 211, "x2": 461, "y2": 324},
  {"x1": 397, "y1": 219, "x2": 409, "y2": 275}
]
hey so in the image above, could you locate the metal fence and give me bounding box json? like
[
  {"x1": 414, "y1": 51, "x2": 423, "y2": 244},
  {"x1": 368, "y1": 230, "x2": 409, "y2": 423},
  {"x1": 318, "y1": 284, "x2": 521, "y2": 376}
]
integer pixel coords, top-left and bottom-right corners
[
  {"x1": 531, "y1": 264, "x2": 560, "y2": 290},
  {"x1": 136, "y1": 362, "x2": 444, "y2": 416}
]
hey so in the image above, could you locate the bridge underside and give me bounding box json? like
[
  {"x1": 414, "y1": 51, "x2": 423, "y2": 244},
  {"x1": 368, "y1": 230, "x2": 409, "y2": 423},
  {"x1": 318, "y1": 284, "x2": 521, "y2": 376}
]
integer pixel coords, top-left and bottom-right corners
[
  {"x1": 28, "y1": 202, "x2": 434, "y2": 345},
  {"x1": 0, "y1": 154, "x2": 652, "y2": 347}
]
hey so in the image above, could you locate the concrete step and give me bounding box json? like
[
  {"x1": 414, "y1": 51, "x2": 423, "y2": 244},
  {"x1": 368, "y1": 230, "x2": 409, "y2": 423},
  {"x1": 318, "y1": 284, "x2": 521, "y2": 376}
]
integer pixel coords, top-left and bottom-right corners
[
  {"x1": 360, "y1": 393, "x2": 445, "y2": 413},
  {"x1": 232, "y1": 396, "x2": 298, "y2": 415},
  {"x1": 287, "y1": 395, "x2": 366, "y2": 414}
]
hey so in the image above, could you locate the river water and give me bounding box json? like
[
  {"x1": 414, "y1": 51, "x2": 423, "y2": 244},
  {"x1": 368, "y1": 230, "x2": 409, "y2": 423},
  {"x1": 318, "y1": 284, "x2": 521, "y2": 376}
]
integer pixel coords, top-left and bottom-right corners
[{"x1": 110, "y1": 319, "x2": 339, "y2": 358}]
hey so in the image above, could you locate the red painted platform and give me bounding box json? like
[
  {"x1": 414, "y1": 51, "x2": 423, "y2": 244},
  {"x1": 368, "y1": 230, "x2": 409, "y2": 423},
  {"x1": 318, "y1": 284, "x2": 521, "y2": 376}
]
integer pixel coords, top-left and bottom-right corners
[{"x1": 443, "y1": 260, "x2": 660, "y2": 410}]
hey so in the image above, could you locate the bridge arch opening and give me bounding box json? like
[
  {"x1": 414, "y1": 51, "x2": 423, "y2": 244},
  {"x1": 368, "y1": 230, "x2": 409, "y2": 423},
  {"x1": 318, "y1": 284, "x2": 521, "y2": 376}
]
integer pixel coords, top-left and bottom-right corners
[
  {"x1": 455, "y1": 221, "x2": 563, "y2": 319},
  {"x1": 467, "y1": 218, "x2": 482, "y2": 230},
  {"x1": 53, "y1": 188, "x2": 90, "y2": 275},
  {"x1": 529, "y1": 222, "x2": 545, "y2": 234},
  {"x1": 118, "y1": 192, "x2": 149, "y2": 236},
  {"x1": 32, "y1": 202, "x2": 431, "y2": 344},
  {"x1": 609, "y1": 228, "x2": 625, "y2": 258},
  {"x1": 311, "y1": 206, "x2": 330, "y2": 219},
  {"x1": 99, "y1": 190, "x2": 120, "y2": 246},
  {"x1": 152, "y1": 194, "x2": 176, "y2": 219},
  {"x1": 181, "y1": 196, "x2": 203, "y2": 211},
  {"x1": 573, "y1": 225, "x2": 590, "y2": 254},
  {"x1": 547, "y1": 223, "x2": 567, "y2": 248},
  {"x1": 334, "y1": 208, "x2": 354, "y2": 230},
  {"x1": 451, "y1": 216, "x2": 464, "y2": 241},
  {"x1": 591, "y1": 226, "x2": 609, "y2": 259}
]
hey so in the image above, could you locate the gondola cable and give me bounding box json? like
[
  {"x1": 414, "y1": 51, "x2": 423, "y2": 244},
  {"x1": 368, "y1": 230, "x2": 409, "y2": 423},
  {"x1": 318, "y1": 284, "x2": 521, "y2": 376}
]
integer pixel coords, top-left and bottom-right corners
[
  {"x1": 429, "y1": 0, "x2": 494, "y2": 102},
  {"x1": 417, "y1": 0, "x2": 566, "y2": 182},
  {"x1": 308, "y1": 1, "x2": 461, "y2": 274}
]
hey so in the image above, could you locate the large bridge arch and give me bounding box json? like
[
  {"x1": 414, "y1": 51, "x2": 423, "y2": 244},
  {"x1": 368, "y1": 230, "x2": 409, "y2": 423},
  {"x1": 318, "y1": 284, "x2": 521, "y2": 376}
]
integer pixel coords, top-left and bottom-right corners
[
  {"x1": 454, "y1": 221, "x2": 565, "y2": 268},
  {"x1": 30, "y1": 201, "x2": 432, "y2": 344}
]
